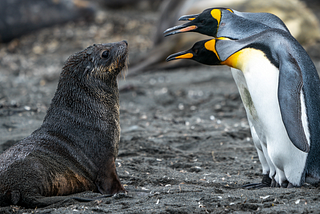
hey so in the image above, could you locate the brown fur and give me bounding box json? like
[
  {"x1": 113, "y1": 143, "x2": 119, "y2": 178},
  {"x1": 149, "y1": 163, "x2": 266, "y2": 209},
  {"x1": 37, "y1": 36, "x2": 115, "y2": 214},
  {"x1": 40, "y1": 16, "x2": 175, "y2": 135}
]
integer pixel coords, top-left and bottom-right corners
[{"x1": 0, "y1": 41, "x2": 128, "y2": 208}]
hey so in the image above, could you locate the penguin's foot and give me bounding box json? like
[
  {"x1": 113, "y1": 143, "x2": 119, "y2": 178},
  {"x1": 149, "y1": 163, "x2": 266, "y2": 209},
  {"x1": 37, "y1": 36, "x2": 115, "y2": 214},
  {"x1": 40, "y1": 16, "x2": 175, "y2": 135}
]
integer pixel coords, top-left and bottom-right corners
[
  {"x1": 270, "y1": 177, "x2": 279, "y2": 187},
  {"x1": 280, "y1": 180, "x2": 288, "y2": 188},
  {"x1": 287, "y1": 183, "x2": 295, "y2": 188},
  {"x1": 279, "y1": 180, "x2": 296, "y2": 188},
  {"x1": 271, "y1": 179, "x2": 296, "y2": 188},
  {"x1": 242, "y1": 174, "x2": 271, "y2": 189}
]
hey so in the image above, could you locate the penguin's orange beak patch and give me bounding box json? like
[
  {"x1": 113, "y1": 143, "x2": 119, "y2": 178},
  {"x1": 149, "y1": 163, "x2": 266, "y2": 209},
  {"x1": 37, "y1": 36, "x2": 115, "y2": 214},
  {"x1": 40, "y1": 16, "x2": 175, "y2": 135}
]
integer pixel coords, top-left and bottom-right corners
[
  {"x1": 166, "y1": 52, "x2": 193, "y2": 62},
  {"x1": 179, "y1": 25, "x2": 198, "y2": 32},
  {"x1": 178, "y1": 14, "x2": 198, "y2": 21},
  {"x1": 175, "y1": 53, "x2": 194, "y2": 59}
]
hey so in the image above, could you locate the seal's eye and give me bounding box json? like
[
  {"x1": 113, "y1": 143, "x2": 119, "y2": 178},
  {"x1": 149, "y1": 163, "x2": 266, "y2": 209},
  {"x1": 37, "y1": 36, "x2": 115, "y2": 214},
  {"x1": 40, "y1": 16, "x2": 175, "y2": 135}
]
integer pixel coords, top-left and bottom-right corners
[{"x1": 101, "y1": 50, "x2": 110, "y2": 58}]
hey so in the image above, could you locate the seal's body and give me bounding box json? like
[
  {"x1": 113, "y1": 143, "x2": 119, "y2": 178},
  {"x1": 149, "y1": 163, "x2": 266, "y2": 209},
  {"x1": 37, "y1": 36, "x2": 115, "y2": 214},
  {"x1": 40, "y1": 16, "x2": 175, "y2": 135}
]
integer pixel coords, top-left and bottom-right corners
[
  {"x1": 0, "y1": 41, "x2": 128, "y2": 208},
  {"x1": 166, "y1": 29, "x2": 320, "y2": 187}
]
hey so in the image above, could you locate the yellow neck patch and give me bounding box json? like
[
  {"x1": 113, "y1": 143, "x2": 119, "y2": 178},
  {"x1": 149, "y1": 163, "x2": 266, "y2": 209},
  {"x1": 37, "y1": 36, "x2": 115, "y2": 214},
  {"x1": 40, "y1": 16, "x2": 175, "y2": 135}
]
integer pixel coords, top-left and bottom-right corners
[
  {"x1": 211, "y1": 9, "x2": 221, "y2": 26},
  {"x1": 221, "y1": 48, "x2": 262, "y2": 70},
  {"x1": 221, "y1": 50, "x2": 243, "y2": 68},
  {"x1": 204, "y1": 39, "x2": 220, "y2": 61}
]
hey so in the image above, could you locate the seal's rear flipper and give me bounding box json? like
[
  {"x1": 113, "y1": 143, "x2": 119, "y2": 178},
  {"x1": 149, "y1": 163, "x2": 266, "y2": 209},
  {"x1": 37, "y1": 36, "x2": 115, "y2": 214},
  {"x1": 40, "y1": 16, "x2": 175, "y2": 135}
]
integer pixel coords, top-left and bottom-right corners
[
  {"x1": 26, "y1": 193, "x2": 118, "y2": 207},
  {"x1": 95, "y1": 157, "x2": 125, "y2": 195},
  {"x1": 0, "y1": 190, "x2": 21, "y2": 207},
  {"x1": 20, "y1": 195, "x2": 77, "y2": 208}
]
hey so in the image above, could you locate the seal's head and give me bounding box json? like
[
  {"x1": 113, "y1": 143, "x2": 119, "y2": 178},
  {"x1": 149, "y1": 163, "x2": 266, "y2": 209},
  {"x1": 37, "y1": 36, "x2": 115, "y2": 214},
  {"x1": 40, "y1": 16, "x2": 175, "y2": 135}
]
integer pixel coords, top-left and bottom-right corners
[{"x1": 62, "y1": 40, "x2": 129, "y2": 82}]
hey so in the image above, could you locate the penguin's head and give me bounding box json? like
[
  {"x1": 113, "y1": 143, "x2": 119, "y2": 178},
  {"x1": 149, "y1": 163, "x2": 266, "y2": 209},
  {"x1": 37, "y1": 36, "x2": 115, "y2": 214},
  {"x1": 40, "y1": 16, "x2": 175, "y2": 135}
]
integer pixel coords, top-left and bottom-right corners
[
  {"x1": 166, "y1": 39, "x2": 221, "y2": 65},
  {"x1": 164, "y1": 8, "x2": 234, "y2": 37}
]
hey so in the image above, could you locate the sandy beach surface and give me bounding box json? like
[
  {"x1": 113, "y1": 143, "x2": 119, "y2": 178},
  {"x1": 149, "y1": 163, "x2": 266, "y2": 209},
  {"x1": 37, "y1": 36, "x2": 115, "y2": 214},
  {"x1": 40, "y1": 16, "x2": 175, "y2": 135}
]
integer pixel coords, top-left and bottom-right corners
[{"x1": 1, "y1": 5, "x2": 320, "y2": 213}]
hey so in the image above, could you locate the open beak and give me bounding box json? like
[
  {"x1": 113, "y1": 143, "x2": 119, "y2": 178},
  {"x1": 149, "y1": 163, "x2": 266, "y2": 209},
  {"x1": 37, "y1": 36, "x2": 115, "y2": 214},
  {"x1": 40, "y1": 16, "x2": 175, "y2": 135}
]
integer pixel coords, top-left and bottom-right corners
[
  {"x1": 164, "y1": 14, "x2": 199, "y2": 37},
  {"x1": 178, "y1": 14, "x2": 198, "y2": 21},
  {"x1": 166, "y1": 51, "x2": 193, "y2": 62},
  {"x1": 163, "y1": 24, "x2": 198, "y2": 37}
]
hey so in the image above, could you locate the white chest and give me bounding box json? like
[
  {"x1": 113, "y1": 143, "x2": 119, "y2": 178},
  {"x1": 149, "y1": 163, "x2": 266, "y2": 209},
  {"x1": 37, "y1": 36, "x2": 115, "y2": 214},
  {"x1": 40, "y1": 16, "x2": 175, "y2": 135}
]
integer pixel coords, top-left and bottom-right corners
[
  {"x1": 240, "y1": 50, "x2": 284, "y2": 138},
  {"x1": 224, "y1": 48, "x2": 308, "y2": 185}
]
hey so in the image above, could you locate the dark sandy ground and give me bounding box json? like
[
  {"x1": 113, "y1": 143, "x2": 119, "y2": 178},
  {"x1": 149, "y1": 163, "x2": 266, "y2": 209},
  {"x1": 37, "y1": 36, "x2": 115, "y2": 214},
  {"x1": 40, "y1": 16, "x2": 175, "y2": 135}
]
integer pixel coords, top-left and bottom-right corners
[{"x1": 1, "y1": 5, "x2": 320, "y2": 214}]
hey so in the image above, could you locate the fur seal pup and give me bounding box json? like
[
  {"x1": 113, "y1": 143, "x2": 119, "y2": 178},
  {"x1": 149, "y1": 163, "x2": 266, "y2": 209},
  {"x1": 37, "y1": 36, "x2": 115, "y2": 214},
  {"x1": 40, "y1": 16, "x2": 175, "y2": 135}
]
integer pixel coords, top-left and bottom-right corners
[{"x1": 0, "y1": 40, "x2": 128, "y2": 208}]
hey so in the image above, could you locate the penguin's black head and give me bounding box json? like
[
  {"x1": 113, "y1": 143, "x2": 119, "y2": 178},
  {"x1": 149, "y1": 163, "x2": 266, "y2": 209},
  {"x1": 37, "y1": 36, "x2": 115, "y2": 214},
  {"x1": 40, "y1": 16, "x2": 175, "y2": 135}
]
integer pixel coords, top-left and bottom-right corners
[
  {"x1": 164, "y1": 8, "x2": 234, "y2": 37},
  {"x1": 166, "y1": 39, "x2": 220, "y2": 65}
]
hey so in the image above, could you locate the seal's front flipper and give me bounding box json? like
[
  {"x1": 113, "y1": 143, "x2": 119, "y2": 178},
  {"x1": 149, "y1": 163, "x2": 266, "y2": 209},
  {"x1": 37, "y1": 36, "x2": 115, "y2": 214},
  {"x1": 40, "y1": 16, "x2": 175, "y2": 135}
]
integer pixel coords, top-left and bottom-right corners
[{"x1": 95, "y1": 157, "x2": 125, "y2": 195}]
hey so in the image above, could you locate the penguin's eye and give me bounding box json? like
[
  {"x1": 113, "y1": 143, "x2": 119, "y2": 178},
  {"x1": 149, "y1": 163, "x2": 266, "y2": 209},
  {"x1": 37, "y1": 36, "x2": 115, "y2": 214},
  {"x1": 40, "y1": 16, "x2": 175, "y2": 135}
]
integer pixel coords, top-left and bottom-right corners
[
  {"x1": 194, "y1": 49, "x2": 198, "y2": 54},
  {"x1": 200, "y1": 19, "x2": 205, "y2": 24},
  {"x1": 101, "y1": 50, "x2": 110, "y2": 58}
]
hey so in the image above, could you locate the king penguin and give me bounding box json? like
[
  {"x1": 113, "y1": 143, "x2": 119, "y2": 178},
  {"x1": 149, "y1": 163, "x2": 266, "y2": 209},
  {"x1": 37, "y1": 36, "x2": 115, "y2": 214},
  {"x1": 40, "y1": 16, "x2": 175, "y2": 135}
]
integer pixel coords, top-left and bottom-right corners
[
  {"x1": 166, "y1": 29, "x2": 320, "y2": 188},
  {"x1": 163, "y1": 7, "x2": 289, "y2": 39},
  {"x1": 164, "y1": 8, "x2": 293, "y2": 188}
]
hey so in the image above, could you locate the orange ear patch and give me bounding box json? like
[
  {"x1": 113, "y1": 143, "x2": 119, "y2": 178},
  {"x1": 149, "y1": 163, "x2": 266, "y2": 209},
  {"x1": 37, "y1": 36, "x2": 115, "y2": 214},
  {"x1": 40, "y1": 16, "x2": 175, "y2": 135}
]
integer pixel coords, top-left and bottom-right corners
[
  {"x1": 204, "y1": 39, "x2": 220, "y2": 60},
  {"x1": 211, "y1": 9, "x2": 222, "y2": 25}
]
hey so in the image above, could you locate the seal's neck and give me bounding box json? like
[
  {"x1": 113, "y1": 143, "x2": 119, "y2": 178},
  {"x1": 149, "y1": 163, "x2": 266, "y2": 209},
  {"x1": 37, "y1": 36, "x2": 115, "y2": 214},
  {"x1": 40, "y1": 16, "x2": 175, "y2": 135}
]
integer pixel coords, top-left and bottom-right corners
[
  {"x1": 40, "y1": 75, "x2": 120, "y2": 147},
  {"x1": 55, "y1": 74, "x2": 119, "y2": 110}
]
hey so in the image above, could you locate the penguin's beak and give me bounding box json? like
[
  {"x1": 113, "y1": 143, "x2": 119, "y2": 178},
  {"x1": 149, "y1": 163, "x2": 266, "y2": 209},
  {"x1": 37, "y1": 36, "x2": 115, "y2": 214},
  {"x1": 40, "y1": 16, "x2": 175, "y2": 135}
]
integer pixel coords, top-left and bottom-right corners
[
  {"x1": 166, "y1": 51, "x2": 193, "y2": 62},
  {"x1": 163, "y1": 14, "x2": 199, "y2": 37},
  {"x1": 163, "y1": 24, "x2": 198, "y2": 37},
  {"x1": 178, "y1": 14, "x2": 198, "y2": 21}
]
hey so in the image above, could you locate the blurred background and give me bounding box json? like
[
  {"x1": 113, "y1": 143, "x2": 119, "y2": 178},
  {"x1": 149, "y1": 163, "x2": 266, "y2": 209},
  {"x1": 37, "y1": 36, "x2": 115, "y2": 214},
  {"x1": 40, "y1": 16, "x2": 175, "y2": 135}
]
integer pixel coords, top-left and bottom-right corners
[{"x1": 1, "y1": 0, "x2": 320, "y2": 79}]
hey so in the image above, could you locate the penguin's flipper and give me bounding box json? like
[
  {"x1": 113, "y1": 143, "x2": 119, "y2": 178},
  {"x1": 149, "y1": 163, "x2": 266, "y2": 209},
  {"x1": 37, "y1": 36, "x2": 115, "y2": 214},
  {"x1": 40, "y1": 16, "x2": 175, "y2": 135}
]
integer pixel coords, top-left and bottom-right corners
[{"x1": 278, "y1": 54, "x2": 310, "y2": 153}]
